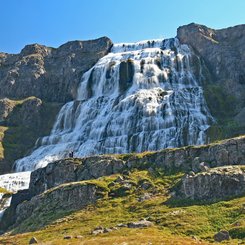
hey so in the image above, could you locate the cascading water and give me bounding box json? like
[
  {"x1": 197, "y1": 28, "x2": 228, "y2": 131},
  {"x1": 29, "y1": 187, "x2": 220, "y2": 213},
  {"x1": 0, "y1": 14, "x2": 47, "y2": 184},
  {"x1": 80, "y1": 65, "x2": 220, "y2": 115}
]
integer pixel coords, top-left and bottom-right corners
[
  {"x1": 13, "y1": 38, "x2": 213, "y2": 172},
  {"x1": 0, "y1": 171, "x2": 30, "y2": 219}
]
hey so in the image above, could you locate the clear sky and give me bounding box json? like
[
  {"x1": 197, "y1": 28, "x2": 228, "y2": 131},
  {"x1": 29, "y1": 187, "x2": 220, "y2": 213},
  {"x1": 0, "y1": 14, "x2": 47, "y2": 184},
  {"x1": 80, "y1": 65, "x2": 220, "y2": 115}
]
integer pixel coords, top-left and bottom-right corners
[{"x1": 1, "y1": 0, "x2": 245, "y2": 54}]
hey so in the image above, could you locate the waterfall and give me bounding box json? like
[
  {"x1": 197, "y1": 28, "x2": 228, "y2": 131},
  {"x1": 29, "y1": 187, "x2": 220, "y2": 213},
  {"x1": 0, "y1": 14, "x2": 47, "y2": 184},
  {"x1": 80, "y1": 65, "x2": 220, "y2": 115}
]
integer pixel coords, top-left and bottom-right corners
[
  {"x1": 0, "y1": 171, "x2": 30, "y2": 219},
  {"x1": 0, "y1": 172, "x2": 31, "y2": 192},
  {"x1": 12, "y1": 38, "x2": 213, "y2": 172}
]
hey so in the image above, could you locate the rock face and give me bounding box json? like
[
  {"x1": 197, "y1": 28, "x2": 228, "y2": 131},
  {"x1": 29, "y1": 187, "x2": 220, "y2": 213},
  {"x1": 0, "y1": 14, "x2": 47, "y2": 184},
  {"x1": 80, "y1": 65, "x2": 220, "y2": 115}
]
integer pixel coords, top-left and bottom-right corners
[
  {"x1": 14, "y1": 182, "x2": 106, "y2": 227},
  {"x1": 23, "y1": 135, "x2": 245, "y2": 198},
  {"x1": 128, "y1": 136, "x2": 245, "y2": 172},
  {"x1": 177, "y1": 23, "x2": 245, "y2": 112},
  {"x1": 0, "y1": 97, "x2": 62, "y2": 173},
  {"x1": 27, "y1": 136, "x2": 245, "y2": 198},
  {"x1": 177, "y1": 23, "x2": 245, "y2": 142},
  {"x1": 177, "y1": 166, "x2": 245, "y2": 200},
  {"x1": 6, "y1": 97, "x2": 42, "y2": 127},
  {"x1": 29, "y1": 156, "x2": 125, "y2": 197},
  {"x1": 0, "y1": 99, "x2": 15, "y2": 122},
  {"x1": 0, "y1": 37, "x2": 112, "y2": 103},
  {"x1": 0, "y1": 37, "x2": 112, "y2": 173}
]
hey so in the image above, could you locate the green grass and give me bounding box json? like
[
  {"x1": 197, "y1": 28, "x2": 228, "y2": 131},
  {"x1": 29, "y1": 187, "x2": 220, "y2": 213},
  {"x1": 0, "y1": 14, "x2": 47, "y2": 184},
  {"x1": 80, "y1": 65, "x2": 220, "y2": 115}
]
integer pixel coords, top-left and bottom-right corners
[{"x1": 0, "y1": 169, "x2": 244, "y2": 244}]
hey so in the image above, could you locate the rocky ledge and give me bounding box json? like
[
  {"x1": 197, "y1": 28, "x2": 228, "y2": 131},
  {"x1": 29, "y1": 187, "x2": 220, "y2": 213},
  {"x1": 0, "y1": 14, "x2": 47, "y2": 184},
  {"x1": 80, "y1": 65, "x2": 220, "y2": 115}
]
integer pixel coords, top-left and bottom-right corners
[
  {"x1": 1, "y1": 181, "x2": 107, "y2": 232},
  {"x1": 15, "y1": 181, "x2": 107, "y2": 227},
  {"x1": 177, "y1": 165, "x2": 245, "y2": 201},
  {"x1": 1, "y1": 136, "x2": 245, "y2": 232},
  {"x1": 25, "y1": 135, "x2": 245, "y2": 199}
]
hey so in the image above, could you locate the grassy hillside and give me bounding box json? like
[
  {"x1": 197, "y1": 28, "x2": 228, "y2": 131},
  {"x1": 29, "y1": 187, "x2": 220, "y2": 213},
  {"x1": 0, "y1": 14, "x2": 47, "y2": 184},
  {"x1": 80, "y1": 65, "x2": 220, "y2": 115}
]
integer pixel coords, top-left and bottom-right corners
[{"x1": 1, "y1": 169, "x2": 244, "y2": 244}]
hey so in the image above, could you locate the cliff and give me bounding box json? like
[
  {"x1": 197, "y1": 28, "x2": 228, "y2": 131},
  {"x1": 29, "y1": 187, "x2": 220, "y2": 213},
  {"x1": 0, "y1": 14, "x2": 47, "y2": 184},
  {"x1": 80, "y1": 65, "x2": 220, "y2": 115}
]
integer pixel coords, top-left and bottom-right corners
[
  {"x1": 0, "y1": 37, "x2": 112, "y2": 102},
  {"x1": 0, "y1": 37, "x2": 112, "y2": 173},
  {"x1": 177, "y1": 23, "x2": 245, "y2": 140}
]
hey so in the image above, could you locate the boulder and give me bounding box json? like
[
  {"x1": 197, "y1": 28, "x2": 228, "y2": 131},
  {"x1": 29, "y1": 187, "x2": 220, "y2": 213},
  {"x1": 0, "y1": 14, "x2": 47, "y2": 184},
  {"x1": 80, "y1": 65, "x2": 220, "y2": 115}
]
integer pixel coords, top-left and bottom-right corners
[{"x1": 5, "y1": 181, "x2": 107, "y2": 230}]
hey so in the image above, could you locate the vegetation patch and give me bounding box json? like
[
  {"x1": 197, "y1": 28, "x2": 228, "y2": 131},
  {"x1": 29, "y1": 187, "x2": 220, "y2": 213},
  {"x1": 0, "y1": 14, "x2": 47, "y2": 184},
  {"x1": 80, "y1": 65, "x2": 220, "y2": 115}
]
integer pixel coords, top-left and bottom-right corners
[{"x1": 0, "y1": 167, "x2": 244, "y2": 244}]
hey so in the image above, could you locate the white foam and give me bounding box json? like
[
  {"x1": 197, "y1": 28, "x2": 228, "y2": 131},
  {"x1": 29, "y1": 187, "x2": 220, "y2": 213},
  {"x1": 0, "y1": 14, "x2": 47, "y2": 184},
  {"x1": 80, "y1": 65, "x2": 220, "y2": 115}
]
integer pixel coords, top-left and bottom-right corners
[{"x1": 0, "y1": 171, "x2": 30, "y2": 219}]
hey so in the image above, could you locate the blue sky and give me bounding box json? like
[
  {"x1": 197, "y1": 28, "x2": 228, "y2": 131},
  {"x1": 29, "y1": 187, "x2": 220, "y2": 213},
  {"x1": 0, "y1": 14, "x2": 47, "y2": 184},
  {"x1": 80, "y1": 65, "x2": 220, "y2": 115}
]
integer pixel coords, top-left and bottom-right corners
[{"x1": 1, "y1": 0, "x2": 245, "y2": 53}]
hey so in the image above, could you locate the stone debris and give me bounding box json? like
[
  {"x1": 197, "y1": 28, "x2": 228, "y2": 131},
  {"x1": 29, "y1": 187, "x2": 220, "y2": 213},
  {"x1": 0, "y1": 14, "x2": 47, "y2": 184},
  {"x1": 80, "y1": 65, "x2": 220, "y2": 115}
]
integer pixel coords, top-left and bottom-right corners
[{"x1": 91, "y1": 220, "x2": 153, "y2": 235}]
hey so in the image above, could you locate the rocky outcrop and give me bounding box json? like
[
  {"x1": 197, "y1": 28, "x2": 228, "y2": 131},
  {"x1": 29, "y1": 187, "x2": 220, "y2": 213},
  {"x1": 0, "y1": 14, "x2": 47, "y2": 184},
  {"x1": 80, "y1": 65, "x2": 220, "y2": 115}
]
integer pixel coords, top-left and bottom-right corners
[
  {"x1": 127, "y1": 136, "x2": 245, "y2": 172},
  {"x1": 177, "y1": 166, "x2": 245, "y2": 200},
  {"x1": 119, "y1": 59, "x2": 134, "y2": 93},
  {"x1": 0, "y1": 37, "x2": 113, "y2": 103},
  {"x1": 23, "y1": 135, "x2": 245, "y2": 199},
  {"x1": 1, "y1": 181, "x2": 107, "y2": 231},
  {"x1": 0, "y1": 99, "x2": 15, "y2": 122},
  {"x1": 29, "y1": 156, "x2": 125, "y2": 197},
  {"x1": 177, "y1": 23, "x2": 245, "y2": 112},
  {"x1": 6, "y1": 97, "x2": 42, "y2": 127},
  {"x1": 1, "y1": 135, "x2": 245, "y2": 232},
  {"x1": 15, "y1": 182, "x2": 106, "y2": 227},
  {"x1": 6, "y1": 135, "x2": 241, "y2": 210},
  {"x1": 0, "y1": 97, "x2": 62, "y2": 173}
]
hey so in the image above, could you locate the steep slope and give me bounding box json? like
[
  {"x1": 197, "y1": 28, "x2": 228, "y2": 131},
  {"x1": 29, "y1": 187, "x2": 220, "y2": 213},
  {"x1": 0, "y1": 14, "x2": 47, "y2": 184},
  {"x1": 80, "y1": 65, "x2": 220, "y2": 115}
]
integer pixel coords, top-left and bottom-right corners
[{"x1": 177, "y1": 23, "x2": 245, "y2": 140}]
